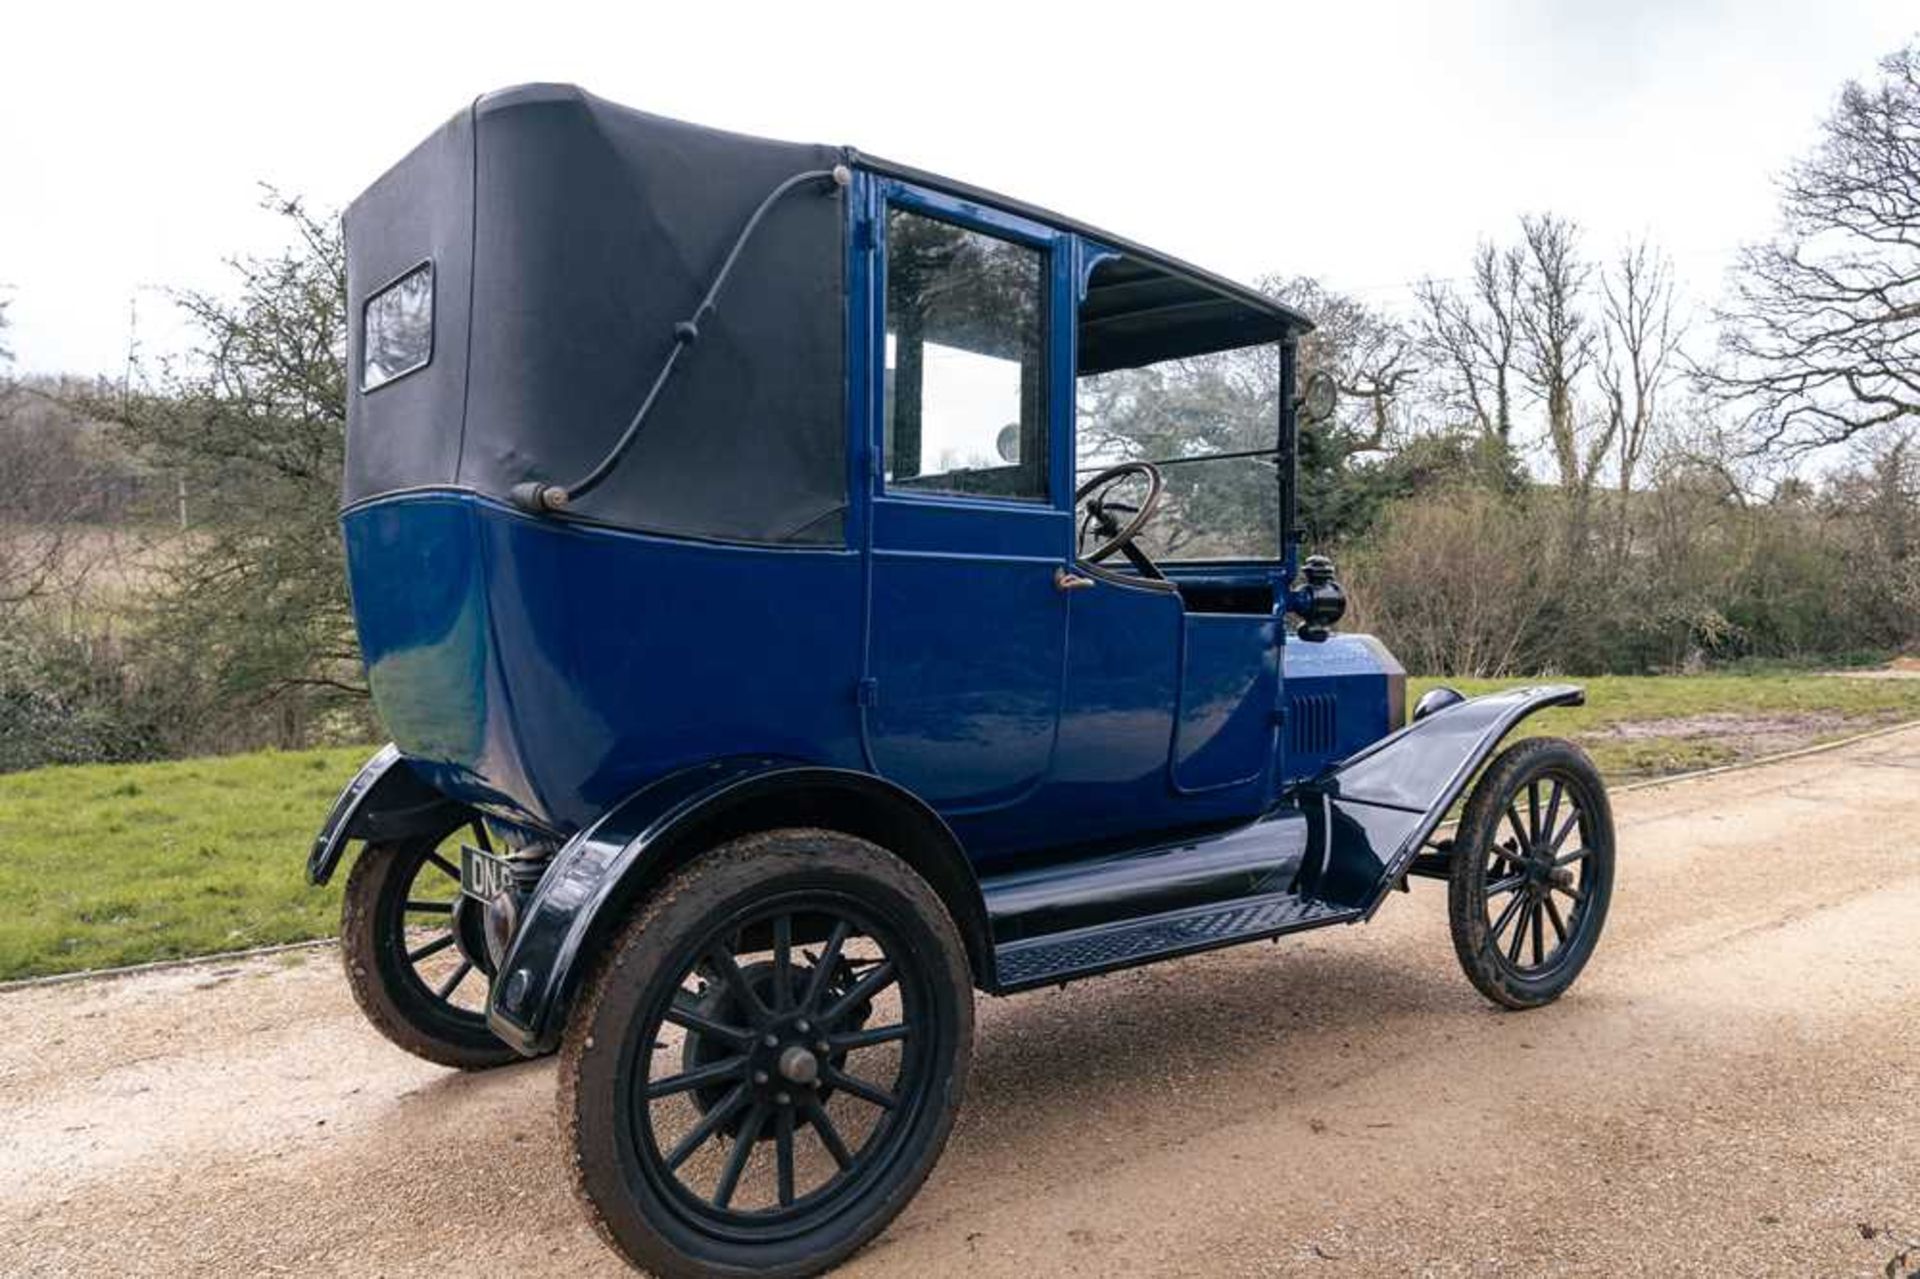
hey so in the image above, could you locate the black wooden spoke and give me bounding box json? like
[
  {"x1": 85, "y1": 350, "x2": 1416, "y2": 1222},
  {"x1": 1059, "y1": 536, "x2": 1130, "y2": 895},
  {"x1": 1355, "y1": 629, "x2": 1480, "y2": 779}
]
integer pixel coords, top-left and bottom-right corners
[
  {"x1": 435, "y1": 959, "x2": 473, "y2": 1000},
  {"x1": 1506, "y1": 900, "x2": 1532, "y2": 964},
  {"x1": 801, "y1": 920, "x2": 852, "y2": 1011},
  {"x1": 821, "y1": 959, "x2": 895, "y2": 1024},
  {"x1": 1490, "y1": 842, "x2": 1529, "y2": 870},
  {"x1": 829, "y1": 1023, "x2": 910, "y2": 1052},
  {"x1": 1547, "y1": 811, "x2": 1581, "y2": 855},
  {"x1": 821, "y1": 1065, "x2": 898, "y2": 1111},
  {"x1": 775, "y1": 1103, "x2": 797, "y2": 1207},
  {"x1": 1540, "y1": 781, "x2": 1563, "y2": 851},
  {"x1": 712, "y1": 1103, "x2": 769, "y2": 1209},
  {"x1": 1527, "y1": 779, "x2": 1542, "y2": 842},
  {"x1": 805, "y1": 1096, "x2": 855, "y2": 1170},
  {"x1": 1488, "y1": 889, "x2": 1529, "y2": 945},
  {"x1": 664, "y1": 1083, "x2": 750, "y2": 1171},
  {"x1": 1551, "y1": 880, "x2": 1589, "y2": 905},
  {"x1": 408, "y1": 932, "x2": 456, "y2": 963},
  {"x1": 706, "y1": 947, "x2": 774, "y2": 1025},
  {"x1": 1531, "y1": 897, "x2": 1546, "y2": 966},
  {"x1": 772, "y1": 914, "x2": 793, "y2": 1011},
  {"x1": 425, "y1": 851, "x2": 461, "y2": 883},
  {"x1": 404, "y1": 899, "x2": 454, "y2": 914},
  {"x1": 1555, "y1": 845, "x2": 1594, "y2": 867},
  {"x1": 664, "y1": 1001, "x2": 757, "y2": 1049},
  {"x1": 1542, "y1": 894, "x2": 1570, "y2": 945},
  {"x1": 647, "y1": 1055, "x2": 748, "y2": 1100},
  {"x1": 1486, "y1": 873, "x2": 1527, "y2": 898},
  {"x1": 1505, "y1": 808, "x2": 1532, "y2": 855}
]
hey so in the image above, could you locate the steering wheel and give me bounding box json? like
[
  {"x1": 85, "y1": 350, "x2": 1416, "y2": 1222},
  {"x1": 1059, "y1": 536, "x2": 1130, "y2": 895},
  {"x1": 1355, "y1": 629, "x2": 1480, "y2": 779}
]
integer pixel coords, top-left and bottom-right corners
[{"x1": 1075, "y1": 461, "x2": 1166, "y2": 581}]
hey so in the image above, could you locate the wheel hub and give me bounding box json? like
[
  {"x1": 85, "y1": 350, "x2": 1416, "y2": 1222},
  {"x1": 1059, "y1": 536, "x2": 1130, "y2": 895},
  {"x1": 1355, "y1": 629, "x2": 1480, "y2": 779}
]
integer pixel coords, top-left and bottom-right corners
[
  {"x1": 679, "y1": 959, "x2": 868, "y2": 1138},
  {"x1": 447, "y1": 893, "x2": 498, "y2": 979},
  {"x1": 778, "y1": 1045, "x2": 821, "y2": 1086}
]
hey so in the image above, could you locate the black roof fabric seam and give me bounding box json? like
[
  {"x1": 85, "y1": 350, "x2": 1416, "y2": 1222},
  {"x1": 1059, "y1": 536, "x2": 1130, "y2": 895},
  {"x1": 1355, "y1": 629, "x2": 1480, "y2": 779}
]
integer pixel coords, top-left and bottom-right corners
[{"x1": 452, "y1": 96, "x2": 481, "y2": 491}]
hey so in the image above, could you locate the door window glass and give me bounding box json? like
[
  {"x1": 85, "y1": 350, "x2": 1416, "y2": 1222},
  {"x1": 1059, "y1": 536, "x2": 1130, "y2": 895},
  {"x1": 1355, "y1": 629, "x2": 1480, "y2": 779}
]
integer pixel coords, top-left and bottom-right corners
[{"x1": 884, "y1": 208, "x2": 1047, "y2": 501}]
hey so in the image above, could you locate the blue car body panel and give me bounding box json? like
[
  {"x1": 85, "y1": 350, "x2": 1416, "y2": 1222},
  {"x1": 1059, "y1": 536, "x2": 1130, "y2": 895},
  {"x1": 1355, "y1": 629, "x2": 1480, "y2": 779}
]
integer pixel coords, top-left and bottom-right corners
[{"x1": 343, "y1": 493, "x2": 867, "y2": 833}]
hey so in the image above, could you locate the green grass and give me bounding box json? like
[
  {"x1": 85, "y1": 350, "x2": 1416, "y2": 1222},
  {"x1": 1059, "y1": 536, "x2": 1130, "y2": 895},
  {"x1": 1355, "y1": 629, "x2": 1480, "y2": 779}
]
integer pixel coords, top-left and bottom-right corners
[
  {"x1": 0, "y1": 745, "x2": 372, "y2": 980},
  {"x1": 1411, "y1": 672, "x2": 1920, "y2": 777},
  {"x1": 5, "y1": 671, "x2": 1920, "y2": 982}
]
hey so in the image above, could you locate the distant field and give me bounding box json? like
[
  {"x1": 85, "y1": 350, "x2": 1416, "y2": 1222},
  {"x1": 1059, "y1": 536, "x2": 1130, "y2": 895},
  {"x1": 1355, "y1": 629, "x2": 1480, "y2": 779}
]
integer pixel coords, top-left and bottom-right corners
[{"x1": 4, "y1": 672, "x2": 1920, "y2": 981}]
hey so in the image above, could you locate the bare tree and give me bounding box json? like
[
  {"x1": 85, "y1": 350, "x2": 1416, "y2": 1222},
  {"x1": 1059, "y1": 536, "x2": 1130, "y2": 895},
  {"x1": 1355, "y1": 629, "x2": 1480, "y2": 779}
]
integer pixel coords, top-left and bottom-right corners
[
  {"x1": 1514, "y1": 213, "x2": 1608, "y2": 494},
  {"x1": 1416, "y1": 242, "x2": 1523, "y2": 442},
  {"x1": 1709, "y1": 43, "x2": 1920, "y2": 453},
  {"x1": 1597, "y1": 239, "x2": 1684, "y2": 500},
  {"x1": 0, "y1": 381, "x2": 101, "y2": 612}
]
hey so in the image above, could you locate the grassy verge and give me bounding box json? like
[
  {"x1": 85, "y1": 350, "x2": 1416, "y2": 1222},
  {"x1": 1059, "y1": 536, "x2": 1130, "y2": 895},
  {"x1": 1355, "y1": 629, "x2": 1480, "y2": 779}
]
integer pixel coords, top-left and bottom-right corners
[
  {"x1": 1411, "y1": 672, "x2": 1920, "y2": 777},
  {"x1": 5, "y1": 672, "x2": 1920, "y2": 982},
  {"x1": 0, "y1": 745, "x2": 371, "y2": 980}
]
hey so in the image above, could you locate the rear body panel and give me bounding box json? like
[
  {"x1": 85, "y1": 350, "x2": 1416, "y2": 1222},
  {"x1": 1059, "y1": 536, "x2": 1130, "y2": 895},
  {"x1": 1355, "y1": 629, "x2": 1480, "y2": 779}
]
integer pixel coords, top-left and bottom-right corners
[{"x1": 342, "y1": 491, "x2": 865, "y2": 833}]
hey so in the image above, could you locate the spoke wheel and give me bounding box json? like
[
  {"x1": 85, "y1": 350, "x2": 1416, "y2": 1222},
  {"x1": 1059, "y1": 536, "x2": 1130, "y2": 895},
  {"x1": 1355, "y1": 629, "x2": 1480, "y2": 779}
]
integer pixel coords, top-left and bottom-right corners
[
  {"x1": 562, "y1": 829, "x2": 972, "y2": 1278},
  {"x1": 340, "y1": 830, "x2": 519, "y2": 1069},
  {"x1": 1447, "y1": 737, "x2": 1615, "y2": 1010}
]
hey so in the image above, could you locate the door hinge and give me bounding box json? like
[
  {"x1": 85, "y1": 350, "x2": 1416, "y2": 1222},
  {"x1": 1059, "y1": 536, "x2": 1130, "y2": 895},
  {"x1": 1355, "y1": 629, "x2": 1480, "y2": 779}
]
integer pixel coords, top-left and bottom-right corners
[
  {"x1": 1270, "y1": 705, "x2": 1287, "y2": 727},
  {"x1": 856, "y1": 677, "x2": 879, "y2": 708}
]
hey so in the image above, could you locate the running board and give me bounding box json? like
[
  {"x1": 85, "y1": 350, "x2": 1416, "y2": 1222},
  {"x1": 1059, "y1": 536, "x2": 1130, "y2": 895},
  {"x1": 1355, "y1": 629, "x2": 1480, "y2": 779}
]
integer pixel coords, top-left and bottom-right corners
[{"x1": 992, "y1": 891, "x2": 1359, "y2": 990}]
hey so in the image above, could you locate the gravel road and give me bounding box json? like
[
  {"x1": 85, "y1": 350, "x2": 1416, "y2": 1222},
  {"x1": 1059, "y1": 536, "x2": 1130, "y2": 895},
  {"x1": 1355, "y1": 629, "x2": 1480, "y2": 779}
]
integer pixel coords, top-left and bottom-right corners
[{"x1": 5, "y1": 728, "x2": 1918, "y2": 1277}]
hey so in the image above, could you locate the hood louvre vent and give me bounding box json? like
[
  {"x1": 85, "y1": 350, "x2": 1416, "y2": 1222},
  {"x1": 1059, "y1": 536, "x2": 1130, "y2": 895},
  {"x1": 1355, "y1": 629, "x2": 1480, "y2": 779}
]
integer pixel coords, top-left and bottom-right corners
[{"x1": 1289, "y1": 692, "x2": 1337, "y2": 756}]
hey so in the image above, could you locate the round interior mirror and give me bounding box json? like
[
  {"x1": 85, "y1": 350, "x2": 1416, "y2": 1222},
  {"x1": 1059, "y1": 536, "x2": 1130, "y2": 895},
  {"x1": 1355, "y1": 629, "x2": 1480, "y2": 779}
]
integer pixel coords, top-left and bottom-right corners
[
  {"x1": 1297, "y1": 370, "x2": 1338, "y2": 425},
  {"x1": 995, "y1": 423, "x2": 1021, "y2": 464}
]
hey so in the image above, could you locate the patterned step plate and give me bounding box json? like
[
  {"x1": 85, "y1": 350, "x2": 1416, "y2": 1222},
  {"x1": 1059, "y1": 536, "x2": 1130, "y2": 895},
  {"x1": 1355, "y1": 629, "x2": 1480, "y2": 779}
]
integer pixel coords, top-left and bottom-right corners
[{"x1": 993, "y1": 891, "x2": 1359, "y2": 990}]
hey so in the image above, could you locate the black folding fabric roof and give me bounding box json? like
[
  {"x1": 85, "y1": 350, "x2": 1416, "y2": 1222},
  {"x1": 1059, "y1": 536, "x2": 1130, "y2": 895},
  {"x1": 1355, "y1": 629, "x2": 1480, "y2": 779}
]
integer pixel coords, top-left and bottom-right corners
[
  {"x1": 342, "y1": 84, "x2": 1309, "y2": 546},
  {"x1": 1078, "y1": 255, "x2": 1299, "y2": 375}
]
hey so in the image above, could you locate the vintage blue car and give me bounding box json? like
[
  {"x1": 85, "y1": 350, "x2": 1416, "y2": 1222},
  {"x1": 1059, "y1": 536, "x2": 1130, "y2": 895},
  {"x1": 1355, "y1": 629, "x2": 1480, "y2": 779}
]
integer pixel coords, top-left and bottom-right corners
[{"x1": 311, "y1": 84, "x2": 1616, "y2": 1277}]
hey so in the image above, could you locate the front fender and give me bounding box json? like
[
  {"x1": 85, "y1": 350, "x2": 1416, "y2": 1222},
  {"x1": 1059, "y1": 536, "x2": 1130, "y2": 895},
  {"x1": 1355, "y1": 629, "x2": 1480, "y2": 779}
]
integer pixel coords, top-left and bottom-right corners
[
  {"x1": 1293, "y1": 684, "x2": 1585, "y2": 913},
  {"x1": 485, "y1": 759, "x2": 978, "y2": 1057},
  {"x1": 306, "y1": 744, "x2": 467, "y2": 885}
]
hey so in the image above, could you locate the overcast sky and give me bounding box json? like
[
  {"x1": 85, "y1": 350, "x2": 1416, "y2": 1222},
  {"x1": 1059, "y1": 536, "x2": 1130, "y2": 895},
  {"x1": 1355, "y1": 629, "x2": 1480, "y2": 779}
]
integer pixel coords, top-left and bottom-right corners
[{"x1": 2, "y1": 0, "x2": 1914, "y2": 377}]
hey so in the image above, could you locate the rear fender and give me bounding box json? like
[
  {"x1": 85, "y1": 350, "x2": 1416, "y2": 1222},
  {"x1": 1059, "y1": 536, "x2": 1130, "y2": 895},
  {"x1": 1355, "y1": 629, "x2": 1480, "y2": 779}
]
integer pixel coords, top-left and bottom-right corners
[
  {"x1": 307, "y1": 744, "x2": 470, "y2": 885},
  {"x1": 485, "y1": 759, "x2": 985, "y2": 1057},
  {"x1": 1292, "y1": 685, "x2": 1585, "y2": 913}
]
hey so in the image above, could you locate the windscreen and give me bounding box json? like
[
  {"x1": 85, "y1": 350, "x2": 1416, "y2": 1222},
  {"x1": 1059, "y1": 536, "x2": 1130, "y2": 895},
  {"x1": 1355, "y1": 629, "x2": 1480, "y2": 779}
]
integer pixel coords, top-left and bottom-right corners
[{"x1": 1076, "y1": 342, "x2": 1281, "y2": 561}]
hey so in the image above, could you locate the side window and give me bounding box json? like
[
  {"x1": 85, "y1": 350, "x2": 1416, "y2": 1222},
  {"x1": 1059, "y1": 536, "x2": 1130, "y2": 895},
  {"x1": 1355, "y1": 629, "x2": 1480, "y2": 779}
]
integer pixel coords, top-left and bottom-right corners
[{"x1": 884, "y1": 207, "x2": 1047, "y2": 501}]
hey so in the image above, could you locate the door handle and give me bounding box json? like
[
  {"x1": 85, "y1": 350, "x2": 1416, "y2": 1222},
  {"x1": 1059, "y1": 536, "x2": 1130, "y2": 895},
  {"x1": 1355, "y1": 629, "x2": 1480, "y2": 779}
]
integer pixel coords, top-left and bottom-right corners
[{"x1": 1054, "y1": 566, "x2": 1097, "y2": 592}]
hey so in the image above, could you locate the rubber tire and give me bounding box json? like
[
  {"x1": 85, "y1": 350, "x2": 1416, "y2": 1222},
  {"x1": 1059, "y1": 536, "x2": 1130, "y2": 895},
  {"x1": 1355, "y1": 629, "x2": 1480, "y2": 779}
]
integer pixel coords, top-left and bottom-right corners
[
  {"x1": 560, "y1": 829, "x2": 975, "y2": 1279},
  {"x1": 1447, "y1": 736, "x2": 1615, "y2": 1010},
  {"x1": 340, "y1": 838, "x2": 521, "y2": 1070}
]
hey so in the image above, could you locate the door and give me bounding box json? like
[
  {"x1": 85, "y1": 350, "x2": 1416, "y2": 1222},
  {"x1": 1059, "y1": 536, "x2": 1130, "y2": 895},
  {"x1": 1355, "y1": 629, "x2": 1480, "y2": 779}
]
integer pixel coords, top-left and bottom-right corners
[{"x1": 861, "y1": 187, "x2": 1074, "y2": 812}]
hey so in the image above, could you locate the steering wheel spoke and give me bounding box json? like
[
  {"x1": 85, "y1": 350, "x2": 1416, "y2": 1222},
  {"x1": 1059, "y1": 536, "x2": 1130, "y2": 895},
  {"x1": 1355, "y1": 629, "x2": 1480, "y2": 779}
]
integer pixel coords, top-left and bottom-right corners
[{"x1": 1074, "y1": 462, "x2": 1166, "y2": 579}]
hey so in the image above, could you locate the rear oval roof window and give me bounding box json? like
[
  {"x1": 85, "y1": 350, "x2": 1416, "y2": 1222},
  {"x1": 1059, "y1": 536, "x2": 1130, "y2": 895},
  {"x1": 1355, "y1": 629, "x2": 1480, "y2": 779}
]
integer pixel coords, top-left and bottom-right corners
[{"x1": 362, "y1": 261, "x2": 433, "y2": 392}]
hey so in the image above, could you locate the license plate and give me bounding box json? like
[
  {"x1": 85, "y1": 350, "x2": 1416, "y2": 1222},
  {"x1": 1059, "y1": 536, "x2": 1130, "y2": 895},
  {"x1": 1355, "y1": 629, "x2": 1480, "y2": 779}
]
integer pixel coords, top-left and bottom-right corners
[{"x1": 461, "y1": 844, "x2": 515, "y2": 902}]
